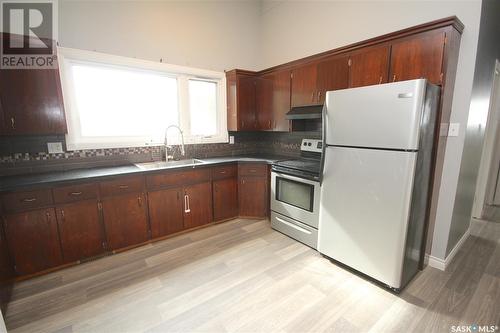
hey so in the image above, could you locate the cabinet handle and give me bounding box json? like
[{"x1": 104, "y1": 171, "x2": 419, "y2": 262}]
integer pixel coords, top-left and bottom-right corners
[
  {"x1": 137, "y1": 196, "x2": 142, "y2": 207},
  {"x1": 184, "y1": 195, "x2": 191, "y2": 213},
  {"x1": 249, "y1": 169, "x2": 256, "y2": 173},
  {"x1": 69, "y1": 191, "x2": 82, "y2": 196},
  {"x1": 379, "y1": 76, "x2": 383, "y2": 84},
  {"x1": 220, "y1": 170, "x2": 226, "y2": 174},
  {"x1": 46, "y1": 211, "x2": 51, "y2": 223},
  {"x1": 118, "y1": 185, "x2": 129, "y2": 189},
  {"x1": 60, "y1": 209, "x2": 65, "y2": 220},
  {"x1": 392, "y1": 74, "x2": 396, "y2": 82},
  {"x1": 10, "y1": 117, "x2": 15, "y2": 130},
  {"x1": 268, "y1": 120, "x2": 271, "y2": 128},
  {"x1": 241, "y1": 120, "x2": 245, "y2": 128},
  {"x1": 97, "y1": 202, "x2": 103, "y2": 211},
  {"x1": 21, "y1": 197, "x2": 37, "y2": 203},
  {"x1": 317, "y1": 91, "x2": 321, "y2": 102},
  {"x1": 311, "y1": 92, "x2": 315, "y2": 102}
]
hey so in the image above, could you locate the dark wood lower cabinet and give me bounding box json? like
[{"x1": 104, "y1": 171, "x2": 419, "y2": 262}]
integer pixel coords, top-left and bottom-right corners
[
  {"x1": 101, "y1": 193, "x2": 149, "y2": 251},
  {"x1": 0, "y1": 222, "x2": 13, "y2": 282},
  {"x1": 55, "y1": 200, "x2": 105, "y2": 263},
  {"x1": 148, "y1": 188, "x2": 184, "y2": 238},
  {"x1": 183, "y1": 182, "x2": 213, "y2": 229},
  {"x1": 3, "y1": 208, "x2": 63, "y2": 275},
  {"x1": 239, "y1": 176, "x2": 268, "y2": 218},
  {"x1": 213, "y1": 178, "x2": 238, "y2": 221}
]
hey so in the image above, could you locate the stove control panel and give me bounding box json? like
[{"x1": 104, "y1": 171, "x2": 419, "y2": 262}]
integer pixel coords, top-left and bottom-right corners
[{"x1": 301, "y1": 139, "x2": 323, "y2": 153}]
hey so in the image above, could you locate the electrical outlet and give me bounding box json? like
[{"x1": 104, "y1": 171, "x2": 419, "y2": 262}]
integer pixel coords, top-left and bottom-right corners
[
  {"x1": 448, "y1": 123, "x2": 460, "y2": 137},
  {"x1": 229, "y1": 136, "x2": 235, "y2": 144},
  {"x1": 47, "y1": 142, "x2": 64, "y2": 153}
]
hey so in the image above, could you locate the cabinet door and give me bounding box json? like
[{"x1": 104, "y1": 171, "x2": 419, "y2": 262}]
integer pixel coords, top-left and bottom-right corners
[
  {"x1": 148, "y1": 188, "x2": 184, "y2": 238},
  {"x1": 238, "y1": 75, "x2": 257, "y2": 130},
  {"x1": 3, "y1": 208, "x2": 63, "y2": 275},
  {"x1": 213, "y1": 178, "x2": 238, "y2": 221},
  {"x1": 272, "y1": 70, "x2": 291, "y2": 131},
  {"x1": 349, "y1": 45, "x2": 390, "y2": 88},
  {"x1": 0, "y1": 222, "x2": 13, "y2": 281},
  {"x1": 239, "y1": 176, "x2": 268, "y2": 218},
  {"x1": 0, "y1": 67, "x2": 67, "y2": 135},
  {"x1": 183, "y1": 182, "x2": 212, "y2": 229},
  {"x1": 101, "y1": 193, "x2": 149, "y2": 250},
  {"x1": 256, "y1": 74, "x2": 274, "y2": 130},
  {"x1": 256, "y1": 70, "x2": 291, "y2": 131},
  {"x1": 316, "y1": 55, "x2": 350, "y2": 103},
  {"x1": 291, "y1": 63, "x2": 318, "y2": 107},
  {"x1": 389, "y1": 31, "x2": 445, "y2": 85},
  {"x1": 56, "y1": 200, "x2": 105, "y2": 263}
]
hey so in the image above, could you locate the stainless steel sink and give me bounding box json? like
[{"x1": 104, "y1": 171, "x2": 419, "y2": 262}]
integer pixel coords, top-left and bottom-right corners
[{"x1": 135, "y1": 159, "x2": 205, "y2": 170}]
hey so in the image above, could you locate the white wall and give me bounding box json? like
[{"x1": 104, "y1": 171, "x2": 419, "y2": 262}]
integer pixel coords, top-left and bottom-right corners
[
  {"x1": 58, "y1": 0, "x2": 261, "y2": 72},
  {"x1": 260, "y1": 0, "x2": 481, "y2": 260}
]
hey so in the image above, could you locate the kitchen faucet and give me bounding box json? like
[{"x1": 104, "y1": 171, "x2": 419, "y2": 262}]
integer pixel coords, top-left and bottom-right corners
[{"x1": 164, "y1": 125, "x2": 186, "y2": 161}]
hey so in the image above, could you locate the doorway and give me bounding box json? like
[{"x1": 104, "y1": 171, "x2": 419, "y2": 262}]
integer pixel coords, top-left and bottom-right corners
[{"x1": 473, "y1": 60, "x2": 500, "y2": 222}]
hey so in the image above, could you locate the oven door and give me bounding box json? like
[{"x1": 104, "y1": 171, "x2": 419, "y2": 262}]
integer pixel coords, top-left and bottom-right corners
[{"x1": 271, "y1": 171, "x2": 320, "y2": 228}]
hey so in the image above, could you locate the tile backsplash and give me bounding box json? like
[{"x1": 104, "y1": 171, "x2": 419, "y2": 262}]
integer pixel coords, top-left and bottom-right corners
[{"x1": 0, "y1": 131, "x2": 320, "y2": 177}]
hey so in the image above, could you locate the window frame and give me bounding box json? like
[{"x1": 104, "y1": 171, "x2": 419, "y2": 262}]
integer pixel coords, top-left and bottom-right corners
[{"x1": 57, "y1": 47, "x2": 228, "y2": 150}]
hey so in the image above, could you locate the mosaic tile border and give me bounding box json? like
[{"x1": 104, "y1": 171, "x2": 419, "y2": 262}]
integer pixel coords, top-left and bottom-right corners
[{"x1": 0, "y1": 146, "x2": 162, "y2": 164}]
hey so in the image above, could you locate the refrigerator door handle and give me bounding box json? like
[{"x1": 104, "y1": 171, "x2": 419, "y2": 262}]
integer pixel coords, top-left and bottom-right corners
[{"x1": 398, "y1": 93, "x2": 414, "y2": 98}]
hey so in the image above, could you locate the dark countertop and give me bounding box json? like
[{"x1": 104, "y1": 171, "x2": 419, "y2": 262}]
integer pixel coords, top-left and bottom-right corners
[{"x1": 0, "y1": 154, "x2": 290, "y2": 192}]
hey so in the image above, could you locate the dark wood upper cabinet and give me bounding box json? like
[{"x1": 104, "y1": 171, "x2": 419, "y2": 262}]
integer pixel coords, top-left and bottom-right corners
[
  {"x1": 213, "y1": 178, "x2": 238, "y2": 221},
  {"x1": 183, "y1": 182, "x2": 212, "y2": 229},
  {"x1": 389, "y1": 31, "x2": 446, "y2": 85},
  {"x1": 291, "y1": 63, "x2": 318, "y2": 107},
  {"x1": 256, "y1": 74, "x2": 274, "y2": 130},
  {"x1": 148, "y1": 188, "x2": 184, "y2": 238},
  {"x1": 0, "y1": 34, "x2": 66, "y2": 135},
  {"x1": 349, "y1": 45, "x2": 390, "y2": 88},
  {"x1": 256, "y1": 70, "x2": 291, "y2": 131},
  {"x1": 55, "y1": 200, "x2": 105, "y2": 263},
  {"x1": 3, "y1": 208, "x2": 63, "y2": 275},
  {"x1": 271, "y1": 70, "x2": 291, "y2": 131},
  {"x1": 316, "y1": 54, "x2": 350, "y2": 103},
  {"x1": 226, "y1": 69, "x2": 257, "y2": 131},
  {"x1": 101, "y1": 192, "x2": 149, "y2": 251}
]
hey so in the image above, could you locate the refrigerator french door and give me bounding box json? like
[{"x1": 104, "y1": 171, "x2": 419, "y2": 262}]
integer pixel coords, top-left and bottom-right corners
[{"x1": 318, "y1": 79, "x2": 439, "y2": 290}]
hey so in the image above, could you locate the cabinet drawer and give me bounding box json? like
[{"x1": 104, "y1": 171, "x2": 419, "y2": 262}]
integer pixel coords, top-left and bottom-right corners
[
  {"x1": 211, "y1": 164, "x2": 237, "y2": 180},
  {"x1": 238, "y1": 163, "x2": 268, "y2": 176},
  {"x1": 146, "y1": 168, "x2": 210, "y2": 189},
  {"x1": 99, "y1": 176, "x2": 144, "y2": 197},
  {"x1": 53, "y1": 183, "x2": 99, "y2": 204},
  {"x1": 1, "y1": 189, "x2": 53, "y2": 213}
]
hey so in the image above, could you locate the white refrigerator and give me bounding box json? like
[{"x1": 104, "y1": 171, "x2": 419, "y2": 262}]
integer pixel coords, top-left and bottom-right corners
[{"x1": 318, "y1": 79, "x2": 439, "y2": 291}]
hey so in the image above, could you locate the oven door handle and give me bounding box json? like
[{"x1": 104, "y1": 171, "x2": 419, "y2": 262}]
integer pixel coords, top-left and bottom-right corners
[
  {"x1": 275, "y1": 216, "x2": 312, "y2": 234},
  {"x1": 272, "y1": 171, "x2": 319, "y2": 186}
]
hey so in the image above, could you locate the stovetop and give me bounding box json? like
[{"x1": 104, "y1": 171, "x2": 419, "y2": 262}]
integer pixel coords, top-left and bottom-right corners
[
  {"x1": 272, "y1": 139, "x2": 323, "y2": 181},
  {"x1": 273, "y1": 158, "x2": 321, "y2": 175}
]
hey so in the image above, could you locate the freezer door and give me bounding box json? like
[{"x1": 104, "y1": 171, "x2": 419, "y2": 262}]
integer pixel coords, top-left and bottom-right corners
[
  {"x1": 325, "y1": 79, "x2": 426, "y2": 150},
  {"x1": 318, "y1": 146, "x2": 416, "y2": 289}
]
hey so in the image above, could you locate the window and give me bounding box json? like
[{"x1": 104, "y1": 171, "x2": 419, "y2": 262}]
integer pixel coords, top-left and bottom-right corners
[{"x1": 58, "y1": 48, "x2": 227, "y2": 150}]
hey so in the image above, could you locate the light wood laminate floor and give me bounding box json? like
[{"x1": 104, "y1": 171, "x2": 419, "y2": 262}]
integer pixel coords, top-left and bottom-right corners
[{"x1": 2, "y1": 218, "x2": 499, "y2": 333}]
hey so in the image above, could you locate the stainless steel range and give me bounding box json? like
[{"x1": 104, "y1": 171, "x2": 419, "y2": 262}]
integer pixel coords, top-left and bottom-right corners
[{"x1": 270, "y1": 139, "x2": 322, "y2": 249}]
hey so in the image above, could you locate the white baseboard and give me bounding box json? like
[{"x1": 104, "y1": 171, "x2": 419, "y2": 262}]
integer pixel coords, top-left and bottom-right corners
[{"x1": 424, "y1": 226, "x2": 470, "y2": 271}]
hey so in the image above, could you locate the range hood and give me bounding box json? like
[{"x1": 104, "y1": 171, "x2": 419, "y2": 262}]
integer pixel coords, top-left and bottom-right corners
[{"x1": 285, "y1": 105, "x2": 323, "y2": 120}]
